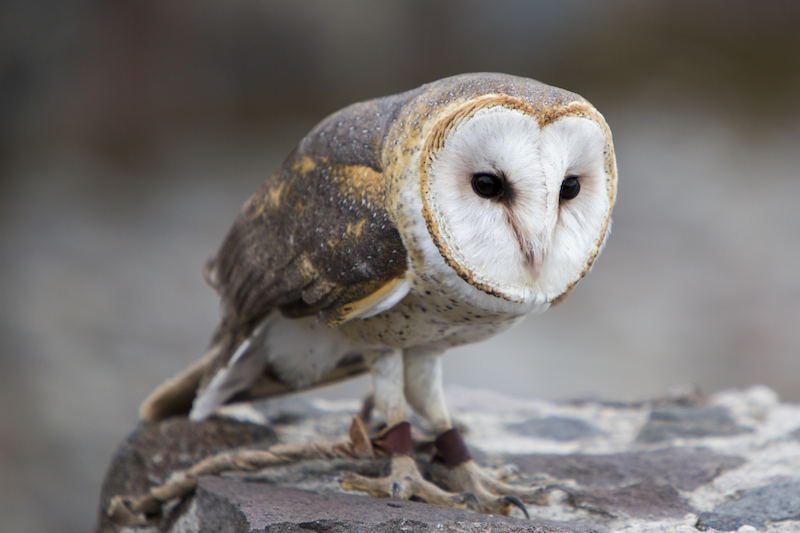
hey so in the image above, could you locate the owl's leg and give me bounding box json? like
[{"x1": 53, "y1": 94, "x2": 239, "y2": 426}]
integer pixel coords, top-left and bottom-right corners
[
  {"x1": 340, "y1": 350, "x2": 476, "y2": 509},
  {"x1": 404, "y1": 352, "x2": 549, "y2": 517}
]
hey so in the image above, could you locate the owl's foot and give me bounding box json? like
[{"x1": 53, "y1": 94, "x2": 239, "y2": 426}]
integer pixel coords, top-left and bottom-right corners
[
  {"x1": 427, "y1": 428, "x2": 551, "y2": 517},
  {"x1": 341, "y1": 454, "x2": 481, "y2": 510},
  {"x1": 428, "y1": 459, "x2": 550, "y2": 516},
  {"x1": 341, "y1": 422, "x2": 530, "y2": 516},
  {"x1": 341, "y1": 421, "x2": 479, "y2": 510}
]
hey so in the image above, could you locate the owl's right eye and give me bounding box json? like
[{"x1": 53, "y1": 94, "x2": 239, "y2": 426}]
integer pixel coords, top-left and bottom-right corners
[
  {"x1": 471, "y1": 173, "x2": 504, "y2": 199},
  {"x1": 560, "y1": 175, "x2": 581, "y2": 201}
]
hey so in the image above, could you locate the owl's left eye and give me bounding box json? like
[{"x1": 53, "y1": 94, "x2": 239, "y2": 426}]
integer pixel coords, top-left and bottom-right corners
[
  {"x1": 471, "y1": 173, "x2": 505, "y2": 199},
  {"x1": 560, "y1": 175, "x2": 580, "y2": 201}
]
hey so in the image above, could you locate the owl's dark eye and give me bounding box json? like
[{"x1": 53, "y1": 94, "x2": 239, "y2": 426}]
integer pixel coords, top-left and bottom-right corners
[
  {"x1": 560, "y1": 175, "x2": 580, "y2": 201},
  {"x1": 471, "y1": 173, "x2": 504, "y2": 199}
]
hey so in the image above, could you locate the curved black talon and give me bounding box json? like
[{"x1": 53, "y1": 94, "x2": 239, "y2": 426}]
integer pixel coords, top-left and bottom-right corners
[
  {"x1": 391, "y1": 482, "x2": 402, "y2": 499},
  {"x1": 458, "y1": 492, "x2": 481, "y2": 512},
  {"x1": 501, "y1": 495, "x2": 529, "y2": 519}
]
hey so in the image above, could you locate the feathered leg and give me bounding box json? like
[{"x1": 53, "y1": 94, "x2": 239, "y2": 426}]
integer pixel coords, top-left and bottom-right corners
[
  {"x1": 404, "y1": 351, "x2": 549, "y2": 517},
  {"x1": 340, "y1": 350, "x2": 476, "y2": 509}
]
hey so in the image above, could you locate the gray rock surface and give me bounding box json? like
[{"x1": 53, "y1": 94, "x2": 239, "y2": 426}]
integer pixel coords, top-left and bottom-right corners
[
  {"x1": 696, "y1": 481, "x2": 800, "y2": 531},
  {"x1": 178, "y1": 477, "x2": 579, "y2": 533},
  {"x1": 96, "y1": 386, "x2": 800, "y2": 533},
  {"x1": 95, "y1": 417, "x2": 277, "y2": 533},
  {"x1": 512, "y1": 448, "x2": 744, "y2": 492},
  {"x1": 507, "y1": 417, "x2": 603, "y2": 442},
  {"x1": 636, "y1": 405, "x2": 750, "y2": 443}
]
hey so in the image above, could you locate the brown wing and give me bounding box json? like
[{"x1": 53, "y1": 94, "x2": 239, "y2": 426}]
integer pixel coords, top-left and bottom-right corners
[
  {"x1": 140, "y1": 96, "x2": 417, "y2": 421},
  {"x1": 210, "y1": 154, "x2": 407, "y2": 331}
]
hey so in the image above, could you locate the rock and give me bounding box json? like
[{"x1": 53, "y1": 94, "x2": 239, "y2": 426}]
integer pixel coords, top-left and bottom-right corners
[
  {"x1": 95, "y1": 416, "x2": 277, "y2": 533},
  {"x1": 567, "y1": 478, "x2": 690, "y2": 519},
  {"x1": 507, "y1": 417, "x2": 603, "y2": 442},
  {"x1": 696, "y1": 480, "x2": 800, "y2": 531},
  {"x1": 175, "y1": 477, "x2": 582, "y2": 533},
  {"x1": 512, "y1": 448, "x2": 745, "y2": 492},
  {"x1": 513, "y1": 448, "x2": 744, "y2": 519},
  {"x1": 637, "y1": 405, "x2": 750, "y2": 443},
  {"x1": 95, "y1": 387, "x2": 800, "y2": 533}
]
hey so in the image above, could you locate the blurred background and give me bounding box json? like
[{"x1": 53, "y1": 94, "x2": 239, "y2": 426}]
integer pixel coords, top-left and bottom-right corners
[{"x1": 2, "y1": 1, "x2": 799, "y2": 531}]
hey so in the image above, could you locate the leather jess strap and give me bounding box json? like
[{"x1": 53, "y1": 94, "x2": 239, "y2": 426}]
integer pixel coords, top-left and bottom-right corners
[
  {"x1": 372, "y1": 421, "x2": 414, "y2": 456},
  {"x1": 372, "y1": 423, "x2": 473, "y2": 467},
  {"x1": 433, "y1": 427, "x2": 472, "y2": 467}
]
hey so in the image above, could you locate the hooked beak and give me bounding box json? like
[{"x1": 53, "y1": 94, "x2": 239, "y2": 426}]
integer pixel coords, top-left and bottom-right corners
[
  {"x1": 526, "y1": 249, "x2": 543, "y2": 283},
  {"x1": 504, "y1": 210, "x2": 546, "y2": 285}
]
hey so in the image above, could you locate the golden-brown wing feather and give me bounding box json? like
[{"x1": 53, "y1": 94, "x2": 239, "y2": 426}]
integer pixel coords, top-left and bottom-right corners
[
  {"x1": 140, "y1": 95, "x2": 418, "y2": 421},
  {"x1": 210, "y1": 154, "x2": 407, "y2": 331}
]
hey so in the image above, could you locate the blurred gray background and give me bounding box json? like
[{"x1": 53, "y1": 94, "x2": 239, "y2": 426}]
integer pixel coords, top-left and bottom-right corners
[{"x1": 2, "y1": 1, "x2": 799, "y2": 532}]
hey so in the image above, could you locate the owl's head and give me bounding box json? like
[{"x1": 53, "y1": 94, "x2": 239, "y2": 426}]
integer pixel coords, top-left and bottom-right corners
[{"x1": 418, "y1": 90, "x2": 617, "y2": 305}]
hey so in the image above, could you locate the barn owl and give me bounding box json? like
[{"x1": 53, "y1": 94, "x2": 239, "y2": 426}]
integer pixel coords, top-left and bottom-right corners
[{"x1": 139, "y1": 72, "x2": 617, "y2": 514}]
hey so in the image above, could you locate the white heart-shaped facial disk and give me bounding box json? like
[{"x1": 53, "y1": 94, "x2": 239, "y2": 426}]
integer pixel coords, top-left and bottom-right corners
[{"x1": 423, "y1": 103, "x2": 613, "y2": 304}]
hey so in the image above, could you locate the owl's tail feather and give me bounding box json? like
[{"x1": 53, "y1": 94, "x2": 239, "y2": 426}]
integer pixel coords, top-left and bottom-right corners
[
  {"x1": 138, "y1": 346, "x2": 222, "y2": 422},
  {"x1": 139, "y1": 315, "x2": 282, "y2": 423},
  {"x1": 139, "y1": 312, "x2": 370, "y2": 423},
  {"x1": 138, "y1": 316, "x2": 248, "y2": 422}
]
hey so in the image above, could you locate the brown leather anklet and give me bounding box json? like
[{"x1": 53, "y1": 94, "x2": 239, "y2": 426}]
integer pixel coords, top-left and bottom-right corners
[
  {"x1": 372, "y1": 421, "x2": 414, "y2": 456},
  {"x1": 433, "y1": 427, "x2": 472, "y2": 467}
]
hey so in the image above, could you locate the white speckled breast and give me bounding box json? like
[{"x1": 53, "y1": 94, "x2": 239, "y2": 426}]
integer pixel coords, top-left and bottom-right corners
[{"x1": 338, "y1": 268, "x2": 546, "y2": 351}]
